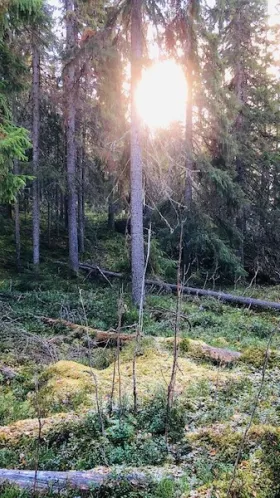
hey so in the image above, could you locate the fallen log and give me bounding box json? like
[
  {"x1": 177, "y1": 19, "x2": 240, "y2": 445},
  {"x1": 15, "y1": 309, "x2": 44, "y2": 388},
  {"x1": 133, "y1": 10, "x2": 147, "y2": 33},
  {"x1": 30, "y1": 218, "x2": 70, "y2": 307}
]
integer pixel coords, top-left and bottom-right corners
[
  {"x1": 78, "y1": 263, "x2": 280, "y2": 312},
  {"x1": 161, "y1": 337, "x2": 242, "y2": 364},
  {"x1": 41, "y1": 317, "x2": 136, "y2": 343},
  {"x1": 79, "y1": 263, "x2": 123, "y2": 279},
  {"x1": 193, "y1": 343, "x2": 241, "y2": 364},
  {"x1": 40, "y1": 317, "x2": 243, "y2": 365},
  {"x1": 145, "y1": 279, "x2": 280, "y2": 312},
  {"x1": 0, "y1": 467, "x2": 175, "y2": 492}
]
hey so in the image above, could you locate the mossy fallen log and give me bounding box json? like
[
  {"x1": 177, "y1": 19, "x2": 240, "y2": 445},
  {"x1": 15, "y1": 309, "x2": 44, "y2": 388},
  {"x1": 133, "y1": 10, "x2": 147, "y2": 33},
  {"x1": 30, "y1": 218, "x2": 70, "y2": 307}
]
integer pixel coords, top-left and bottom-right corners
[
  {"x1": 41, "y1": 317, "x2": 136, "y2": 344},
  {"x1": 79, "y1": 263, "x2": 280, "y2": 312},
  {"x1": 42, "y1": 317, "x2": 241, "y2": 364},
  {"x1": 0, "y1": 467, "x2": 172, "y2": 492}
]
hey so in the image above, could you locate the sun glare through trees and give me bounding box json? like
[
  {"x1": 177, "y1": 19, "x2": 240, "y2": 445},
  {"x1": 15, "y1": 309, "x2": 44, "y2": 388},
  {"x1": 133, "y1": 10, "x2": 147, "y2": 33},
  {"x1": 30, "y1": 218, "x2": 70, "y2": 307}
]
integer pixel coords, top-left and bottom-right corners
[{"x1": 136, "y1": 60, "x2": 187, "y2": 129}]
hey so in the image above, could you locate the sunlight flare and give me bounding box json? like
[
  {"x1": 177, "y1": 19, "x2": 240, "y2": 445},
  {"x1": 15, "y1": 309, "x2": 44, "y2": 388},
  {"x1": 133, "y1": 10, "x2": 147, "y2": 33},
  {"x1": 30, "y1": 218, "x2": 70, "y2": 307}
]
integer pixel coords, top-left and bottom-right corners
[{"x1": 136, "y1": 60, "x2": 187, "y2": 129}]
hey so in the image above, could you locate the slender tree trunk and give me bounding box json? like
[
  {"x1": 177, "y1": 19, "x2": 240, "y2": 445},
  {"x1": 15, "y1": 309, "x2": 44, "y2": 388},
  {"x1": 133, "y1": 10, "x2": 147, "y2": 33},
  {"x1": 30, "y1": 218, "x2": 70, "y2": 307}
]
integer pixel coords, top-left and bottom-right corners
[
  {"x1": 184, "y1": 2, "x2": 194, "y2": 207},
  {"x1": 64, "y1": 0, "x2": 79, "y2": 272},
  {"x1": 55, "y1": 185, "x2": 60, "y2": 237},
  {"x1": 47, "y1": 198, "x2": 51, "y2": 247},
  {"x1": 130, "y1": 0, "x2": 145, "y2": 306},
  {"x1": 234, "y1": 8, "x2": 246, "y2": 266},
  {"x1": 78, "y1": 127, "x2": 85, "y2": 254},
  {"x1": 185, "y1": 70, "x2": 193, "y2": 206},
  {"x1": 14, "y1": 160, "x2": 21, "y2": 271},
  {"x1": 32, "y1": 40, "x2": 40, "y2": 266},
  {"x1": 78, "y1": 160, "x2": 85, "y2": 254}
]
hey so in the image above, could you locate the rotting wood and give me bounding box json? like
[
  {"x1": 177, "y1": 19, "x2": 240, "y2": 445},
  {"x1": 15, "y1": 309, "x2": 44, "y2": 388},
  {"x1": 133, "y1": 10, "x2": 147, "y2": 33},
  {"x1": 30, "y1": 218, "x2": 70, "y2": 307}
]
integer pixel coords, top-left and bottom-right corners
[
  {"x1": 41, "y1": 317, "x2": 136, "y2": 343},
  {"x1": 78, "y1": 262, "x2": 280, "y2": 312},
  {"x1": 42, "y1": 317, "x2": 242, "y2": 364},
  {"x1": 162, "y1": 337, "x2": 242, "y2": 365},
  {"x1": 0, "y1": 467, "x2": 172, "y2": 491},
  {"x1": 195, "y1": 343, "x2": 241, "y2": 364}
]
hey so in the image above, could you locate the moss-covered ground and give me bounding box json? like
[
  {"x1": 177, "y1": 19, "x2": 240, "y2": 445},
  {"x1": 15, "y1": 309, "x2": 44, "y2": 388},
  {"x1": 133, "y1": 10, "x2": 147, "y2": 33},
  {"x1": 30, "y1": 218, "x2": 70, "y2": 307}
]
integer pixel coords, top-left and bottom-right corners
[{"x1": 1, "y1": 214, "x2": 280, "y2": 497}]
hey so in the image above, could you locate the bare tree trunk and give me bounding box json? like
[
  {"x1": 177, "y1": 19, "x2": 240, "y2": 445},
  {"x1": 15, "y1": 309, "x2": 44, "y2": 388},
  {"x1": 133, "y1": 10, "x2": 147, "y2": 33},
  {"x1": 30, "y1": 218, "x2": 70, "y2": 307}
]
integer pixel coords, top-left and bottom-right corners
[
  {"x1": 55, "y1": 184, "x2": 60, "y2": 237},
  {"x1": 32, "y1": 40, "x2": 40, "y2": 267},
  {"x1": 234, "y1": 8, "x2": 246, "y2": 266},
  {"x1": 0, "y1": 468, "x2": 168, "y2": 492},
  {"x1": 130, "y1": 0, "x2": 145, "y2": 306},
  {"x1": 184, "y1": 0, "x2": 195, "y2": 207},
  {"x1": 14, "y1": 160, "x2": 21, "y2": 272},
  {"x1": 78, "y1": 128, "x2": 85, "y2": 254},
  {"x1": 47, "y1": 198, "x2": 51, "y2": 247},
  {"x1": 64, "y1": 0, "x2": 79, "y2": 272},
  {"x1": 184, "y1": 42, "x2": 193, "y2": 203},
  {"x1": 185, "y1": 75, "x2": 193, "y2": 206}
]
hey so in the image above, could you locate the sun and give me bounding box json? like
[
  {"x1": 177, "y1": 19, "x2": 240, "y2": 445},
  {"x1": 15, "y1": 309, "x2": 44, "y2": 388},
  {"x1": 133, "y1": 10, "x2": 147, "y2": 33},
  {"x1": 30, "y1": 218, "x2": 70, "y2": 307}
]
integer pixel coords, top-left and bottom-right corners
[{"x1": 136, "y1": 60, "x2": 187, "y2": 129}]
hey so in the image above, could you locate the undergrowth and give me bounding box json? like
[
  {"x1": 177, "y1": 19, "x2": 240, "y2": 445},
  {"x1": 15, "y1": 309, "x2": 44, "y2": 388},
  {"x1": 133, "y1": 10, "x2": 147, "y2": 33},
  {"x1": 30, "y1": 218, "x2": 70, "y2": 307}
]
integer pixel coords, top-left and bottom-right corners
[{"x1": 1, "y1": 217, "x2": 280, "y2": 497}]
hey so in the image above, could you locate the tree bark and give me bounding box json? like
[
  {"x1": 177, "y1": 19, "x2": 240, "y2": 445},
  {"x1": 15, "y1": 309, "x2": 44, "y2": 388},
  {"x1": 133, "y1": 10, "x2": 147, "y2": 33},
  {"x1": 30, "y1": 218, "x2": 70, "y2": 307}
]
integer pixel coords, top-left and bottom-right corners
[
  {"x1": 0, "y1": 468, "x2": 168, "y2": 492},
  {"x1": 234, "y1": 7, "x2": 246, "y2": 266},
  {"x1": 47, "y1": 198, "x2": 51, "y2": 247},
  {"x1": 130, "y1": 0, "x2": 145, "y2": 306},
  {"x1": 41, "y1": 317, "x2": 137, "y2": 343},
  {"x1": 13, "y1": 160, "x2": 21, "y2": 272},
  {"x1": 55, "y1": 184, "x2": 60, "y2": 238},
  {"x1": 64, "y1": 0, "x2": 79, "y2": 272},
  {"x1": 184, "y1": 0, "x2": 195, "y2": 207},
  {"x1": 77, "y1": 127, "x2": 85, "y2": 254},
  {"x1": 32, "y1": 40, "x2": 40, "y2": 267}
]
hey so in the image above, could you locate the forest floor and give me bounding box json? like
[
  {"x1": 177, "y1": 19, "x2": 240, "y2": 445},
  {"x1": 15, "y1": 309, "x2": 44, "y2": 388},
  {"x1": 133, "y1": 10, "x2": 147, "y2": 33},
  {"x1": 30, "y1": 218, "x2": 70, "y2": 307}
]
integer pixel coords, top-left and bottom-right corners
[{"x1": 1, "y1": 215, "x2": 280, "y2": 497}]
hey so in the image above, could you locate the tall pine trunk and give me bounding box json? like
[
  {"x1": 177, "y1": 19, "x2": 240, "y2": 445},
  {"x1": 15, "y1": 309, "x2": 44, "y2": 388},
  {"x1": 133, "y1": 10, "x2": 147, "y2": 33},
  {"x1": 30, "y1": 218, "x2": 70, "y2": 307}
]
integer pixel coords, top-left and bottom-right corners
[
  {"x1": 130, "y1": 0, "x2": 145, "y2": 306},
  {"x1": 184, "y1": 1, "x2": 195, "y2": 207},
  {"x1": 77, "y1": 131, "x2": 85, "y2": 254},
  {"x1": 185, "y1": 66, "x2": 193, "y2": 206},
  {"x1": 14, "y1": 159, "x2": 21, "y2": 271},
  {"x1": 234, "y1": 11, "x2": 246, "y2": 266},
  {"x1": 64, "y1": 0, "x2": 79, "y2": 272},
  {"x1": 32, "y1": 40, "x2": 40, "y2": 266}
]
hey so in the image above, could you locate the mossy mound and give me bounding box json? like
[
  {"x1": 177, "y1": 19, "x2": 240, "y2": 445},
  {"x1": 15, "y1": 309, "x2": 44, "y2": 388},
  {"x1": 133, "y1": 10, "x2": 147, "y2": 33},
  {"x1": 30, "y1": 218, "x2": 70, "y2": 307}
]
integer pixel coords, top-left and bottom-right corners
[
  {"x1": 38, "y1": 360, "x2": 95, "y2": 412},
  {"x1": 0, "y1": 412, "x2": 83, "y2": 444},
  {"x1": 38, "y1": 349, "x2": 234, "y2": 414},
  {"x1": 241, "y1": 346, "x2": 280, "y2": 368}
]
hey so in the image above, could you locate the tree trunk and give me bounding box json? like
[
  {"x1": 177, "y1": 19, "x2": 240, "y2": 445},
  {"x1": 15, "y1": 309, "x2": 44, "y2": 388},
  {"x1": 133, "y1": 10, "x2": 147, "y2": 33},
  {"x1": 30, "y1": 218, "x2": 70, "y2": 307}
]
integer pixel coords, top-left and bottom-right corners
[
  {"x1": 184, "y1": 1, "x2": 195, "y2": 207},
  {"x1": 0, "y1": 468, "x2": 169, "y2": 492},
  {"x1": 41, "y1": 317, "x2": 137, "y2": 343},
  {"x1": 185, "y1": 72, "x2": 193, "y2": 206},
  {"x1": 13, "y1": 160, "x2": 21, "y2": 272},
  {"x1": 55, "y1": 184, "x2": 60, "y2": 237},
  {"x1": 47, "y1": 198, "x2": 51, "y2": 247},
  {"x1": 64, "y1": 0, "x2": 79, "y2": 272},
  {"x1": 32, "y1": 40, "x2": 40, "y2": 267},
  {"x1": 234, "y1": 8, "x2": 246, "y2": 266},
  {"x1": 77, "y1": 128, "x2": 85, "y2": 254},
  {"x1": 130, "y1": 0, "x2": 145, "y2": 306}
]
